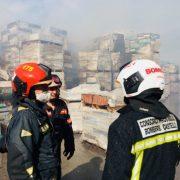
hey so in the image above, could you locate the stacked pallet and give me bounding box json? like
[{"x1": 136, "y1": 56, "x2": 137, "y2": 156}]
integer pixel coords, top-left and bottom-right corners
[
  {"x1": 40, "y1": 41, "x2": 63, "y2": 70},
  {"x1": 79, "y1": 50, "x2": 122, "y2": 91},
  {"x1": 125, "y1": 33, "x2": 160, "y2": 63},
  {"x1": 1, "y1": 21, "x2": 70, "y2": 84},
  {"x1": 78, "y1": 33, "x2": 126, "y2": 91},
  {"x1": 162, "y1": 63, "x2": 179, "y2": 94},
  {"x1": 82, "y1": 106, "x2": 119, "y2": 150}
]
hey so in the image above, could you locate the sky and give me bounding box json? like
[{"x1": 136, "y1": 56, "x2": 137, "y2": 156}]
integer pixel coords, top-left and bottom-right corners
[{"x1": 0, "y1": 0, "x2": 179, "y2": 66}]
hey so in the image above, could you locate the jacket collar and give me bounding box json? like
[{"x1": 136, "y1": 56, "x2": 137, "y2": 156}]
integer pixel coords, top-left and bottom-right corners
[{"x1": 122, "y1": 89, "x2": 170, "y2": 119}]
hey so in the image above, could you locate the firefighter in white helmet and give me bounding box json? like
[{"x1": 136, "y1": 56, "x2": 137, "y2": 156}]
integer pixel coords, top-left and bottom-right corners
[{"x1": 102, "y1": 59, "x2": 180, "y2": 180}]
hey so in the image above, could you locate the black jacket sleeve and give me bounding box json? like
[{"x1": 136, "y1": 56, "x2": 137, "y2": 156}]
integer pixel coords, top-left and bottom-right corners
[
  {"x1": 0, "y1": 123, "x2": 8, "y2": 153},
  {"x1": 102, "y1": 118, "x2": 134, "y2": 180},
  {"x1": 51, "y1": 100, "x2": 75, "y2": 155},
  {"x1": 0, "y1": 135, "x2": 7, "y2": 153},
  {"x1": 7, "y1": 109, "x2": 40, "y2": 179}
]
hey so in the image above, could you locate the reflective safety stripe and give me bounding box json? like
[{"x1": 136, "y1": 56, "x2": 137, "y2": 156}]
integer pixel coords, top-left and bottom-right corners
[
  {"x1": 40, "y1": 123, "x2": 50, "y2": 133},
  {"x1": 18, "y1": 106, "x2": 28, "y2": 111},
  {"x1": 130, "y1": 131, "x2": 180, "y2": 180},
  {"x1": 131, "y1": 131, "x2": 180, "y2": 154},
  {"x1": 130, "y1": 150, "x2": 144, "y2": 180},
  {"x1": 26, "y1": 166, "x2": 33, "y2": 175},
  {"x1": 21, "y1": 129, "x2": 32, "y2": 137}
]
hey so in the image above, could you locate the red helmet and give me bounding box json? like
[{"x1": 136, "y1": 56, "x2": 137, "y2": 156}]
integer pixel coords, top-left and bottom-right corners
[
  {"x1": 48, "y1": 74, "x2": 62, "y2": 88},
  {"x1": 12, "y1": 62, "x2": 52, "y2": 96}
]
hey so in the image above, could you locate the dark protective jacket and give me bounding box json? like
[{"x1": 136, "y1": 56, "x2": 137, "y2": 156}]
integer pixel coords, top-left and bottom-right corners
[
  {"x1": 49, "y1": 98, "x2": 75, "y2": 159},
  {"x1": 7, "y1": 98, "x2": 59, "y2": 180},
  {"x1": 102, "y1": 90, "x2": 180, "y2": 180},
  {"x1": 0, "y1": 123, "x2": 8, "y2": 153}
]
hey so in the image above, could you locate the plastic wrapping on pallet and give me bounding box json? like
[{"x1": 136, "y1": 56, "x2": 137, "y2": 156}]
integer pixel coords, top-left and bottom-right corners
[
  {"x1": 67, "y1": 102, "x2": 83, "y2": 133},
  {"x1": 98, "y1": 72, "x2": 112, "y2": 91},
  {"x1": 125, "y1": 33, "x2": 160, "y2": 62},
  {"x1": 82, "y1": 106, "x2": 119, "y2": 150},
  {"x1": 87, "y1": 60, "x2": 98, "y2": 71},
  {"x1": 60, "y1": 84, "x2": 101, "y2": 101},
  {"x1": 108, "y1": 88, "x2": 125, "y2": 107},
  {"x1": 170, "y1": 82, "x2": 180, "y2": 94},
  {"x1": 163, "y1": 64, "x2": 179, "y2": 74},
  {"x1": 78, "y1": 49, "x2": 124, "y2": 91},
  {"x1": 0, "y1": 104, "x2": 12, "y2": 121},
  {"x1": 161, "y1": 84, "x2": 170, "y2": 100},
  {"x1": 86, "y1": 77, "x2": 97, "y2": 83},
  {"x1": 97, "y1": 53, "x2": 111, "y2": 71},
  {"x1": 169, "y1": 74, "x2": 179, "y2": 82}
]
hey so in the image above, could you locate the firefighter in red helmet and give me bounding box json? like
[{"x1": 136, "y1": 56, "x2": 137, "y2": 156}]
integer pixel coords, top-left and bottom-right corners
[
  {"x1": 45, "y1": 74, "x2": 75, "y2": 179},
  {"x1": 7, "y1": 62, "x2": 59, "y2": 180}
]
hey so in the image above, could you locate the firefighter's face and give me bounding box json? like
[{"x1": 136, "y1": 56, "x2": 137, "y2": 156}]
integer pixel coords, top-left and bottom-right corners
[{"x1": 48, "y1": 86, "x2": 60, "y2": 99}]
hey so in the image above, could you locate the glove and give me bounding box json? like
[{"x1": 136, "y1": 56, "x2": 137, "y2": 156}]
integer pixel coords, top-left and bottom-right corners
[
  {"x1": 63, "y1": 128, "x2": 75, "y2": 160},
  {"x1": 63, "y1": 149, "x2": 74, "y2": 160}
]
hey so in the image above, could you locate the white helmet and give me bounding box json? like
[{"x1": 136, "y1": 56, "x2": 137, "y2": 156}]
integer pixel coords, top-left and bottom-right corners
[{"x1": 117, "y1": 59, "x2": 165, "y2": 97}]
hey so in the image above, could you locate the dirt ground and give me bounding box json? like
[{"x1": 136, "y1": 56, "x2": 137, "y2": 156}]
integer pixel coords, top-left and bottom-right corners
[
  {"x1": 0, "y1": 134, "x2": 180, "y2": 180},
  {"x1": 0, "y1": 153, "x2": 8, "y2": 180},
  {"x1": 61, "y1": 134, "x2": 105, "y2": 180}
]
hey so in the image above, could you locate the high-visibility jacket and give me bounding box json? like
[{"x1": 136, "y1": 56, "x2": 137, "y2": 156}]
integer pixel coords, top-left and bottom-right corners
[{"x1": 103, "y1": 100, "x2": 180, "y2": 180}]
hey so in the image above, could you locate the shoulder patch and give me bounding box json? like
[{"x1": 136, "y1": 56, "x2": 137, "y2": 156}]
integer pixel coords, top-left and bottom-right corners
[{"x1": 137, "y1": 114, "x2": 178, "y2": 138}]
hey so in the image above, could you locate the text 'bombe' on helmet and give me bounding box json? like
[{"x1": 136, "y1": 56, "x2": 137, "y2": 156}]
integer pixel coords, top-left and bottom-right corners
[
  {"x1": 12, "y1": 62, "x2": 52, "y2": 97},
  {"x1": 116, "y1": 59, "x2": 165, "y2": 97}
]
